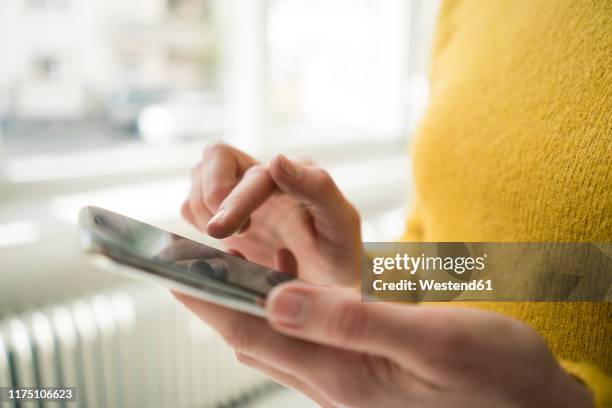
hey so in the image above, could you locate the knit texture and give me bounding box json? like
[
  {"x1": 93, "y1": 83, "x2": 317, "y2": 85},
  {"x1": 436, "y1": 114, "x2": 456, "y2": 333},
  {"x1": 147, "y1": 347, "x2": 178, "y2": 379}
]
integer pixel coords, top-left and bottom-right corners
[{"x1": 402, "y1": 0, "x2": 611, "y2": 405}]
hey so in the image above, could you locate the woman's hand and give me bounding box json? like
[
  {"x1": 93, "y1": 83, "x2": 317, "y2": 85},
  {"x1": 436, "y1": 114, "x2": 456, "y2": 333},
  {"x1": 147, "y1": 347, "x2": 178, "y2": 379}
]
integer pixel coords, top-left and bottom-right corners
[
  {"x1": 182, "y1": 142, "x2": 362, "y2": 286},
  {"x1": 176, "y1": 284, "x2": 594, "y2": 408}
]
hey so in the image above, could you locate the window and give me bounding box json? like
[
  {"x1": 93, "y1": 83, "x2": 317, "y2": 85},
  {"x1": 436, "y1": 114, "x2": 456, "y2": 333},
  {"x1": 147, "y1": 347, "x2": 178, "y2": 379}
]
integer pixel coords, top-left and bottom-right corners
[
  {"x1": 0, "y1": 0, "x2": 438, "y2": 183},
  {"x1": 265, "y1": 0, "x2": 409, "y2": 145}
]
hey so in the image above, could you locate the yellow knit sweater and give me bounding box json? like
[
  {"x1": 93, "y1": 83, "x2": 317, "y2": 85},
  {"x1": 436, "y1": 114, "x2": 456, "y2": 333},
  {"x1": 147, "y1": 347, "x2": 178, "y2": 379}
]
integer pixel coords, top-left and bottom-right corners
[{"x1": 402, "y1": 1, "x2": 611, "y2": 406}]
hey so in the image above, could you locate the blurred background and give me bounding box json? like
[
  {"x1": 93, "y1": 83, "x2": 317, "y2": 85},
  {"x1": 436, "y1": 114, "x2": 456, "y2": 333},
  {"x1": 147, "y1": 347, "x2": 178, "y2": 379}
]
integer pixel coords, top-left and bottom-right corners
[{"x1": 0, "y1": 0, "x2": 438, "y2": 406}]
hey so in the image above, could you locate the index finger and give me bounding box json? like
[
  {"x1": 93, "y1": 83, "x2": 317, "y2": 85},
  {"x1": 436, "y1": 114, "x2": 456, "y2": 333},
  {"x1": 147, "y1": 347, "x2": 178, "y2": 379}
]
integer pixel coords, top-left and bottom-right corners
[
  {"x1": 200, "y1": 142, "x2": 258, "y2": 212},
  {"x1": 206, "y1": 164, "x2": 278, "y2": 238}
]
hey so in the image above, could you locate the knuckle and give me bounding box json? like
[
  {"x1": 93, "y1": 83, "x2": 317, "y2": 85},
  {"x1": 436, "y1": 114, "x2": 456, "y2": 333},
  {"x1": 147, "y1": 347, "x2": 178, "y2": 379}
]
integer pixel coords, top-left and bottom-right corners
[
  {"x1": 346, "y1": 204, "x2": 361, "y2": 226},
  {"x1": 234, "y1": 351, "x2": 256, "y2": 367},
  {"x1": 500, "y1": 317, "x2": 547, "y2": 358},
  {"x1": 441, "y1": 326, "x2": 471, "y2": 352},
  {"x1": 441, "y1": 315, "x2": 473, "y2": 348},
  {"x1": 202, "y1": 141, "x2": 227, "y2": 157},
  {"x1": 244, "y1": 163, "x2": 268, "y2": 178},
  {"x1": 222, "y1": 323, "x2": 254, "y2": 352},
  {"x1": 204, "y1": 185, "x2": 233, "y2": 209},
  {"x1": 312, "y1": 168, "x2": 336, "y2": 192},
  {"x1": 180, "y1": 201, "x2": 191, "y2": 219},
  {"x1": 423, "y1": 314, "x2": 472, "y2": 364},
  {"x1": 189, "y1": 198, "x2": 207, "y2": 217},
  {"x1": 328, "y1": 300, "x2": 371, "y2": 344},
  {"x1": 190, "y1": 162, "x2": 201, "y2": 180}
]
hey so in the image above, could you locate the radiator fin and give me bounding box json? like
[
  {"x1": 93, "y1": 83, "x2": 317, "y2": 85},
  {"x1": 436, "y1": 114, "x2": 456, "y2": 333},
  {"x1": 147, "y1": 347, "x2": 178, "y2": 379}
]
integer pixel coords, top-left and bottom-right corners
[{"x1": 0, "y1": 284, "x2": 268, "y2": 407}]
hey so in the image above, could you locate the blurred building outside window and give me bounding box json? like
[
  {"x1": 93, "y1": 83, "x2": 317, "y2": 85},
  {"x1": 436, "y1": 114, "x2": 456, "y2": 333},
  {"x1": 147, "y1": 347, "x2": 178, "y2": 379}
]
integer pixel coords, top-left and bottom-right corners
[
  {"x1": 0, "y1": 0, "x2": 437, "y2": 186},
  {"x1": 0, "y1": 0, "x2": 221, "y2": 162}
]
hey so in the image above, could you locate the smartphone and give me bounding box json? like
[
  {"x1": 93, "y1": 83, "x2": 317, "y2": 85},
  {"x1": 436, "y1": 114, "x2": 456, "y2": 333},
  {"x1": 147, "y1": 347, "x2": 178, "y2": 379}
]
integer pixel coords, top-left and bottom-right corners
[{"x1": 78, "y1": 206, "x2": 294, "y2": 317}]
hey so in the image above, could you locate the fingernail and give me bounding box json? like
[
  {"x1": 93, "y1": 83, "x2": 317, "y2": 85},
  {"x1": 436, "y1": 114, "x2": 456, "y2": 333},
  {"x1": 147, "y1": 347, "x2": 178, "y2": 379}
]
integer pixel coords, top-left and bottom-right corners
[
  {"x1": 270, "y1": 290, "x2": 310, "y2": 326},
  {"x1": 278, "y1": 155, "x2": 300, "y2": 178},
  {"x1": 207, "y1": 208, "x2": 226, "y2": 226}
]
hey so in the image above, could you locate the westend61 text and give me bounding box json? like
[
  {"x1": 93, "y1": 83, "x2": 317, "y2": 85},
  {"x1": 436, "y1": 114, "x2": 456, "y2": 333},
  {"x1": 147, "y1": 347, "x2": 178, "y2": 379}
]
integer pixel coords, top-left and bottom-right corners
[{"x1": 373, "y1": 279, "x2": 493, "y2": 292}]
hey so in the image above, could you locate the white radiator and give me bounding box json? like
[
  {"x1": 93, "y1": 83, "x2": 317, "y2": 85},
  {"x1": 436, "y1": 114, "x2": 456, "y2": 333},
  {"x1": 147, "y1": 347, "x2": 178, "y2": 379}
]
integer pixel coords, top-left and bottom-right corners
[{"x1": 0, "y1": 284, "x2": 271, "y2": 407}]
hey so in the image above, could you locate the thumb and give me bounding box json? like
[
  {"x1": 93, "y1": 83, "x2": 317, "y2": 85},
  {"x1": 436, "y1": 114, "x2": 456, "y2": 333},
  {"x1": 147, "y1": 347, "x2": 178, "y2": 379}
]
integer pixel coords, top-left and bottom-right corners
[
  {"x1": 269, "y1": 154, "x2": 361, "y2": 248},
  {"x1": 265, "y1": 282, "x2": 418, "y2": 361}
]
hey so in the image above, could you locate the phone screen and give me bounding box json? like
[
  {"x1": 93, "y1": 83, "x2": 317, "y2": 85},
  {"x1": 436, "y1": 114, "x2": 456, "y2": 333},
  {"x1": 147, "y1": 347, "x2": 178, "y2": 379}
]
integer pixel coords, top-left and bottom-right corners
[{"x1": 79, "y1": 206, "x2": 294, "y2": 312}]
